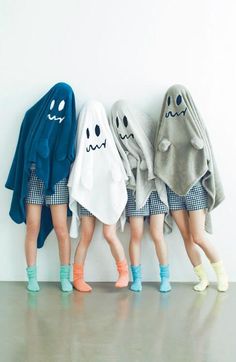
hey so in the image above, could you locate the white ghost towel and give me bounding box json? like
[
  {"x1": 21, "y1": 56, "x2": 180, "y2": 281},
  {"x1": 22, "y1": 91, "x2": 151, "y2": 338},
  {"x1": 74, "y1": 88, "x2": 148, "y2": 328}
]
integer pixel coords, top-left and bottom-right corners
[{"x1": 68, "y1": 100, "x2": 128, "y2": 238}]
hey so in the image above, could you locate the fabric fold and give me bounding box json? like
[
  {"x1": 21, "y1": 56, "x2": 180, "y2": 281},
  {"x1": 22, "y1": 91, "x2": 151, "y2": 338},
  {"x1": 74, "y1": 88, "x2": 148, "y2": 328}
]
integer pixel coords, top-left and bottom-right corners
[{"x1": 5, "y1": 82, "x2": 77, "y2": 247}]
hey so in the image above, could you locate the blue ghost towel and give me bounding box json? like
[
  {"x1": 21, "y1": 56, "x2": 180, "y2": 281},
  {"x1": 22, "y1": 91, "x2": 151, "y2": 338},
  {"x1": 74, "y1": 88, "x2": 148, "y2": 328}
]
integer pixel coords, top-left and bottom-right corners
[{"x1": 5, "y1": 82, "x2": 77, "y2": 248}]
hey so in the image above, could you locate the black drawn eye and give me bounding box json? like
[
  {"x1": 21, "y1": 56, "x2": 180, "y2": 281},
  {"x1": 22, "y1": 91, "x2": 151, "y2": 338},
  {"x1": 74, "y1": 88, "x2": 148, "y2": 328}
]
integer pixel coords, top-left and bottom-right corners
[
  {"x1": 86, "y1": 128, "x2": 90, "y2": 139},
  {"x1": 167, "y1": 96, "x2": 171, "y2": 106},
  {"x1": 123, "y1": 116, "x2": 128, "y2": 127},
  {"x1": 176, "y1": 95, "x2": 182, "y2": 106},
  {"x1": 95, "y1": 124, "x2": 100, "y2": 137},
  {"x1": 116, "y1": 117, "x2": 119, "y2": 128}
]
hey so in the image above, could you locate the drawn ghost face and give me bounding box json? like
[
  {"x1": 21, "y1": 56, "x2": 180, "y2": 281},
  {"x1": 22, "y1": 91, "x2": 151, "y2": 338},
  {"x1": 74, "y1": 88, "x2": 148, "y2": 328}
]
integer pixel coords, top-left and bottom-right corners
[
  {"x1": 48, "y1": 98, "x2": 66, "y2": 123},
  {"x1": 165, "y1": 93, "x2": 187, "y2": 119},
  {"x1": 115, "y1": 115, "x2": 134, "y2": 141},
  {"x1": 86, "y1": 122, "x2": 106, "y2": 152}
]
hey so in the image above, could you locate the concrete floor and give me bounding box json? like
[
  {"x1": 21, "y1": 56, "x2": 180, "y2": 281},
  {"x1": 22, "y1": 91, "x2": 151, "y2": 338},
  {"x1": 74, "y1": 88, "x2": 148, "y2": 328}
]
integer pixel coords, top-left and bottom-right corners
[{"x1": 0, "y1": 283, "x2": 236, "y2": 362}]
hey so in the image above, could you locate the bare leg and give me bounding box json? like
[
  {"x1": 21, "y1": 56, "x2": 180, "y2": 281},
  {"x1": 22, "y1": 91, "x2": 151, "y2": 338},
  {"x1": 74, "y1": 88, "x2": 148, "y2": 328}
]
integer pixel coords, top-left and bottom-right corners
[
  {"x1": 129, "y1": 217, "x2": 144, "y2": 266},
  {"x1": 189, "y1": 209, "x2": 228, "y2": 292},
  {"x1": 103, "y1": 224, "x2": 126, "y2": 262},
  {"x1": 25, "y1": 204, "x2": 42, "y2": 291},
  {"x1": 171, "y1": 210, "x2": 202, "y2": 267},
  {"x1": 25, "y1": 204, "x2": 42, "y2": 266},
  {"x1": 50, "y1": 204, "x2": 71, "y2": 265},
  {"x1": 128, "y1": 217, "x2": 144, "y2": 292},
  {"x1": 50, "y1": 204, "x2": 72, "y2": 292},
  {"x1": 149, "y1": 214, "x2": 168, "y2": 265},
  {"x1": 73, "y1": 216, "x2": 96, "y2": 292},
  {"x1": 149, "y1": 214, "x2": 171, "y2": 292},
  {"x1": 188, "y1": 210, "x2": 219, "y2": 263},
  {"x1": 103, "y1": 224, "x2": 128, "y2": 288},
  {"x1": 171, "y1": 210, "x2": 208, "y2": 291},
  {"x1": 74, "y1": 216, "x2": 96, "y2": 264}
]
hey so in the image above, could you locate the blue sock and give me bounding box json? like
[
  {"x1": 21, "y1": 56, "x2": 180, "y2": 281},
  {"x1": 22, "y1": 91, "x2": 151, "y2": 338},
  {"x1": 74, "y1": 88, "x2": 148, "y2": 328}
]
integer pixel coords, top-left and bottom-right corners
[
  {"x1": 26, "y1": 265, "x2": 40, "y2": 292},
  {"x1": 130, "y1": 265, "x2": 142, "y2": 292},
  {"x1": 159, "y1": 264, "x2": 171, "y2": 293},
  {"x1": 60, "y1": 265, "x2": 73, "y2": 292}
]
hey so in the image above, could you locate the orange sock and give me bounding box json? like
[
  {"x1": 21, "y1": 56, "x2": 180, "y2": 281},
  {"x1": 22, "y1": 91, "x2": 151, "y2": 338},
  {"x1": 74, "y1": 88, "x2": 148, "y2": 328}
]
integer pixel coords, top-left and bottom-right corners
[
  {"x1": 115, "y1": 259, "x2": 129, "y2": 288},
  {"x1": 73, "y1": 263, "x2": 92, "y2": 292}
]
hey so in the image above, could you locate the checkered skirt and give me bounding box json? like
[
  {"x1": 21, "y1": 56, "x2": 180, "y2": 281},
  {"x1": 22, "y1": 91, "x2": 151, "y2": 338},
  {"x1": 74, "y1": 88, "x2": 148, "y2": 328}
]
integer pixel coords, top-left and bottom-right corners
[
  {"x1": 25, "y1": 168, "x2": 69, "y2": 205},
  {"x1": 166, "y1": 182, "x2": 208, "y2": 211},
  {"x1": 126, "y1": 189, "x2": 168, "y2": 217}
]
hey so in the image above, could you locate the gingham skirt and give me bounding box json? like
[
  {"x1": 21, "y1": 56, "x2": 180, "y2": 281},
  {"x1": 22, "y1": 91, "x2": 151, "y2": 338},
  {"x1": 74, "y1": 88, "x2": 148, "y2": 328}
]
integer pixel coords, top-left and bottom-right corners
[
  {"x1": 166, "y1": 181, "x2": 208, "y2": 211},
  {"x1": 25, "y1": 168, "x2": 69, "y2": 205},
  {"x1": 126, "y1": 189, "x2": 168, "y2": 217},
  {"x1": 79, "y1": 204, "x2": 93, "y2": 217}
]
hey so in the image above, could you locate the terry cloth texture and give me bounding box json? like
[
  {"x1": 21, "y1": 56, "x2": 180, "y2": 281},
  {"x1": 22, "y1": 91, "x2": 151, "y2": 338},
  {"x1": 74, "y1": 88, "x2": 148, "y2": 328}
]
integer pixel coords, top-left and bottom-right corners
[
  {"x1": 154, "y1": 84, "x2": 225, "y2": 233},
  {"x1": 126, "y1": 189, "x2": 168, "y2": 217},
  {"x1": 68, "y1": 100, "x2": 128, "y2": 238},
  {"x1": 110, "y1": 100, "x2": 171, "y2": 233},
  {"x1": 5, "y1": 82, "x2": 77, "y2": 247}
]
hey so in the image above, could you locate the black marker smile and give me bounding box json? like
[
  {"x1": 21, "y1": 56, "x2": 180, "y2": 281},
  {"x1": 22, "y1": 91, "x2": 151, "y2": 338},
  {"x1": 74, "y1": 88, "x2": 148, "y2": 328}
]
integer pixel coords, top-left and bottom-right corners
[
  {"x1": 165, "y1": 108, "x2": 187, "y2": 118},
  {"x1": 119, "y1": 133, "x2": 134, "y2": 140},
  {"x1": 86, "y1": 139, "x2": 107, "y2": 152}
]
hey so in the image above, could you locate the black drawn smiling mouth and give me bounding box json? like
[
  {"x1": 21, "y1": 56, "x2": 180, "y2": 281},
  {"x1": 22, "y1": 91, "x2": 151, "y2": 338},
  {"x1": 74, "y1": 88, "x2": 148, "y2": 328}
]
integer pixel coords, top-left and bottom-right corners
[
  {"x1": 86, "y1": 139, "x2": 107, "y2": 152},
  {"x1": 119, "y1": 133, "x2": 134, "y2": 140},
  {"x1": 165, "y1": 108, "x2": 187, "y2": 118}
]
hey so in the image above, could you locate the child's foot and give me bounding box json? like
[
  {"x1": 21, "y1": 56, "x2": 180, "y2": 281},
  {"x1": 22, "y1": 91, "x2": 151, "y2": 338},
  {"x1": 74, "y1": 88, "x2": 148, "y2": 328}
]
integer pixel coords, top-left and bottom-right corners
[
  {"x1": 60, "y1": 265, "x2": 73, "y2": 292},
  {"x1": 160, "y1": 277, "x2": 171, "y2": 293},
  {"x1": 115, "y1": 259, "x2": 129, "y2": 288},
  {"x1": 212, "y1": 261, "x2": 229, "y2": 292},
  {"x1": 193, "y1": 280, "x2": 209, "y2": 292},
  {"x1": 26, "y1": 265, "x2": 40, "y2": 292},
  {"x1": 130, "y1": 265, "x2": 142, "y2": 292},
  {"x1": 73, "y1": 263, "x2": 92, "y2": 292},
  {"x1": 193, "y1": 264, "x2": 209, "y2": 292},
  {"x1": 160, "y1": 265, "x2": 171, "y2": 293},
  {"x1": 130, "y1": 280, "x2": 142, "y2": 292},
  {"x1": 74, "y1": 279, "x2": 92, "y2": 292}
]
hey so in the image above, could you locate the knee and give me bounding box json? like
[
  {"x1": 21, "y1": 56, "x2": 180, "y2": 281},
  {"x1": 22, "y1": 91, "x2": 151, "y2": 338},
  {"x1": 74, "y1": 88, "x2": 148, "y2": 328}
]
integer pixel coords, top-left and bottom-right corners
[
  {"x1": 80, "y1": 231, "x2": 93, "y2": 245},
  {"x1": 192, "y1": 234, "x2": 206, "y2": 247},
  {"x1": 130, "y1": 230, "x2": 142, "y2": 245},
  {"x1": 152, "y1": 235, "x2": 164, "y2": 246},
  {"x1": 130, "y1": 236, "x2": 142, "y2": 246},
  {"x1": 26, "y1": 220, "x2": 40, "y2": 238},
  {"x1": 54, "y1": 223, "x2": 69, "y2": 241},
  {"x1": 103, "y1": 228, "x2": 116, "y2": 244},
  {"x1": 180, "y1": 230, "x2": 192, "y2": 245},
  {"x1": 149, "y1": 228, "x2": 163, "y2": 245}
]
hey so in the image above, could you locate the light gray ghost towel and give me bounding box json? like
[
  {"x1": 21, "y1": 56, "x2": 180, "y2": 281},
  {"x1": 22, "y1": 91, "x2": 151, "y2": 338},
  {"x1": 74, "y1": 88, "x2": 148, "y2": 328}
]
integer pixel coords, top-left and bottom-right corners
[
  {"x1": 110, "y1": 100, "x2": 172, "y2": 233},
  {"x1": 154, "y1": 84, "x2": 225, "y2": 233}
]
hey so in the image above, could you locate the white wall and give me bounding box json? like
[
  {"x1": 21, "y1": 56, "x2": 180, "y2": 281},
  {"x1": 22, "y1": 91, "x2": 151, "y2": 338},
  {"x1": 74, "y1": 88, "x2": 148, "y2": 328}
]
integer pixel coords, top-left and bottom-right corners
[{"x1": 1, "y1": 0, "x2": 236, "y2": 282}]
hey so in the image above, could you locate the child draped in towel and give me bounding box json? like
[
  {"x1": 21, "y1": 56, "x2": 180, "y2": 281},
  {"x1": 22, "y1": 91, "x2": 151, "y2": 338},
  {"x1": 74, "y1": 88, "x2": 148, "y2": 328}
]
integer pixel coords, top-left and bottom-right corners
[
  {"x1": 154, "y1": 84, "x2": 228, "y2": 292},
  {"x1": 110, "y1": 100, "x2": 171, "y2": 293},
  {"x1": 5, "y1": 83, "x2": 77, "y2": 292},
  {"x1": 68, "y1": 101, "x2": 129, "y2": 291}
]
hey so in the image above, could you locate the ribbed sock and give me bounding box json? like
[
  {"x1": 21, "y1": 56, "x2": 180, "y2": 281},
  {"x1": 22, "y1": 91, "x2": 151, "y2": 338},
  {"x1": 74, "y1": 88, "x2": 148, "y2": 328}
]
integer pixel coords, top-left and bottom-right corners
[
  {"x1": 115, "y1": 259, "x2": 129, "y2": 288},
  {"x1": 211, "y1": 261, "x2": 228, "y2": 292},
  {"x1": 193, "y1": 264, "x2": 209, "y2": 292},
  {"x1": 26, "y1": 265, "x2": 40, "y2": 292},
  {"x1": 73, "y1": 263, "x2": 92, "y2": 292},
  {"x1": 60, "y1": 265, "x2": 73, "y2": 292},
  {"x1": 130, "y1": 264, "x2": 142, "y2": 292},
  {"x1": 159, "y1": 264, "x2": 171, "y2": 293}
]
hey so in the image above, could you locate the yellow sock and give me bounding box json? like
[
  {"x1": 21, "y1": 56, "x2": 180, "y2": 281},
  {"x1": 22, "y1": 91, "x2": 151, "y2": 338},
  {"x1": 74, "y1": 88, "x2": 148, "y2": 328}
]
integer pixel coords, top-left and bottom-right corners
[
  {"x1": 211, "y1": 261, "x2": 229, "y2": 292},
  {"x1": 193, "y1": 264, "x2": 209, "y2": 292}
]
